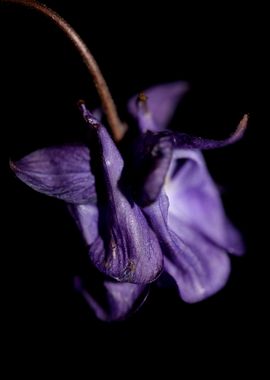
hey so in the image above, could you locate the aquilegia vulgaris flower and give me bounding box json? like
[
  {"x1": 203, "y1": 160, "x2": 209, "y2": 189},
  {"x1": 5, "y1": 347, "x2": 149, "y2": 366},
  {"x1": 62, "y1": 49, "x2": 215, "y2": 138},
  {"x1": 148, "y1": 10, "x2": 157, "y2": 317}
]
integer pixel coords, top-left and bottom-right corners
[
  {"x1": 11, "y1": 81, "x2": 247, "y2": 321},
  {"x1": 4, "y1": 0, "x2": 247, "y2": 321}
]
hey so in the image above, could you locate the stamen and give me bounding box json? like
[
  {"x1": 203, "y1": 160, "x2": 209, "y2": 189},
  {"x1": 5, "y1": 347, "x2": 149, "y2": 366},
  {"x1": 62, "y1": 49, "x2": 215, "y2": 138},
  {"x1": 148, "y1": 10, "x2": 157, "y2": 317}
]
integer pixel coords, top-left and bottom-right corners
[
  {"x1": 137, "y1": 92, "x2": 148, "y2": 103},
  {"x1": 136, "y1": 92, "x2": 149, "y2": 113}
]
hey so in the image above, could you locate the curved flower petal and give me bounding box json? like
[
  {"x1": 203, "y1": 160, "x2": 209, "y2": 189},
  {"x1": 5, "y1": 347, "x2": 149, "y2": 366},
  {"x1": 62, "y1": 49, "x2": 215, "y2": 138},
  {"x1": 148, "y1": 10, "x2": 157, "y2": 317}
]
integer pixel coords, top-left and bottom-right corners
[
  {"x1": 128, "y1": 81, "x2": 189, "y2": 132},
  {"x1": 10, "y1": 145, "x2": 96, "y2": 204},
  {"x1": 74, "y1": 276, "x2": 148, "y2": 322},
  {"x1": 143, "y1": 193, "x2": 231, "y2": 303},
  {"x1": 165, "y1": 149, "x2": 244, "y2": 255},
  {"x1": 165, "y1": 215, "x2": 231, "y2": 302},
  {"x1": 130, "y1": 131, "x2": 173, "y2": 206},
  {"x1": 77, "y1": 104, "x2": 163, "y2": 284}
]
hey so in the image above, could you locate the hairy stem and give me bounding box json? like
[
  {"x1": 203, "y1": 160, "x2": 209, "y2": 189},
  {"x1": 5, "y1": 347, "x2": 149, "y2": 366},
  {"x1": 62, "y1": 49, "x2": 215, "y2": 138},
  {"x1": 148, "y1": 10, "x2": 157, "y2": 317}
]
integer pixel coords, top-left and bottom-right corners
[{"x1": 1, "y1": 0, "x2": 126, "y2": 141}]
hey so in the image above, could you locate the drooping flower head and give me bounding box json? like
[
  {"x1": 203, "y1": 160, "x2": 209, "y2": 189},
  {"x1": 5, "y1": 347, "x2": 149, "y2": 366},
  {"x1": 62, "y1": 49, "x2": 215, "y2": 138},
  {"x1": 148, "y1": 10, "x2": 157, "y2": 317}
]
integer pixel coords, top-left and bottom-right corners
[
  {"x1": 11, "y1": 81, "x2": 247, "y2": 320},
  {"x1": 5, "y1": 0, "x2": 247, "y2": 321}
]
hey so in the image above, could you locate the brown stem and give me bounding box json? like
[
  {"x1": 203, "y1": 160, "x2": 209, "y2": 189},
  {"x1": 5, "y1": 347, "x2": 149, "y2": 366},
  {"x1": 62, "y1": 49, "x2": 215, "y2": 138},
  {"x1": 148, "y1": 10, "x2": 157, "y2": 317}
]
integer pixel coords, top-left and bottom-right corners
[{"x1": 1, "y1": 0, "x2": 126, "y2": 141}]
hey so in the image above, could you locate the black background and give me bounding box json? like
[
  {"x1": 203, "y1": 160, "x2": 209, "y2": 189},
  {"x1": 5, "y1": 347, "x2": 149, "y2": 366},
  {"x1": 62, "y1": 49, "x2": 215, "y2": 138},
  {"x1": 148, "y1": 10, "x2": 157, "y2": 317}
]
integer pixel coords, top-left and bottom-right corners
[{"x1": 0, "y1": 0, "x2": 267, "y2": 371}]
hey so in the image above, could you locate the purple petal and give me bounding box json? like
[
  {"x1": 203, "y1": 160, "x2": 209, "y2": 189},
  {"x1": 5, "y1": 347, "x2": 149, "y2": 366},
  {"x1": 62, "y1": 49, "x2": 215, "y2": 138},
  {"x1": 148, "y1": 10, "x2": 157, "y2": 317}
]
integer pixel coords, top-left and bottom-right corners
[
  {"x1": 143, "y1": 192, "x2": 231, "y2": 303},
  {"x1": 130, "y1": 131, "x2": 173, "y2": 206},
  {"x1": 68, "y1": 203, "x2": 99, "y2": 246},
  {"x1": 76, "y1": 104, "x2": 163, "y2": 284},
  {"x1": 128, "y1": 81, "x2": 189, "y2": 132},
  {"x1": 10, "y1": 145, "x2": 96, "y2": 204},
  {"x1": 165, "y1": 215, "x2": 231, "y2": 303},
  {"x1": 165, "y1": 149, "x2": 244, "y2": 255},
  {"x1": 74, "y1": 276, "x2": 148, "y2": 322}
]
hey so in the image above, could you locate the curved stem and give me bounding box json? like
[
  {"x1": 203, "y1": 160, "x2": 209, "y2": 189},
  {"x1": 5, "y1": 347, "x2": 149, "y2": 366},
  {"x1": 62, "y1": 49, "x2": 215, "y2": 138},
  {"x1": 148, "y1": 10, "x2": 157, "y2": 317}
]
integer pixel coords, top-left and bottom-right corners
[{"x1": 1, "y1": 0, "x2": 126, "y2": 141}]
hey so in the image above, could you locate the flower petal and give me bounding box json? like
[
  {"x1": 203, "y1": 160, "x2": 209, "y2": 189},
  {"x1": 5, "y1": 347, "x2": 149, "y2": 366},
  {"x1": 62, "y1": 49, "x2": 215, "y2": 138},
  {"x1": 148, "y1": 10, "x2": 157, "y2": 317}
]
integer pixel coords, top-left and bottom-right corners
[
  {"x1": 68, "y1": 203, "x2": 99, "y2": 246},
  {"x1": 74, "y1": 276, "x2": 148, "y2": 322},
  {"x1": 165, "y1": 149, "x2": 244, "y2": 255},
  {"x1": 10, "y1": 145, "x2": 96, "y2": 204},
  {"x1": 69, "y1": 203, "x2": 149, "y2": 316},
  {"x1": 130, "y1": 131, "x2": 173, "y2": 206},
  {"x1": 165, "y1": 215, "x2": 231, "y2": 303},
  {"x1": 143, "y1": 192, "x2": 231, "y2": 303},
  {"x1": 128, "y1": 81, "x2": 189, "y2": 132},
  {"x1": 77, "y1": 104, "x2": 163, "y2": 284}
]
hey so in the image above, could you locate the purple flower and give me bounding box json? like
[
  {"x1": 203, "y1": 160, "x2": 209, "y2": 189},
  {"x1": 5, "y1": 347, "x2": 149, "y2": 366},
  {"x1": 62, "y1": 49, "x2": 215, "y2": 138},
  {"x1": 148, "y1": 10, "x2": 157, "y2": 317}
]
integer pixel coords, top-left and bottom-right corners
[{"x1": 11, "y1": 82, "x2": 247, "y2": 321}]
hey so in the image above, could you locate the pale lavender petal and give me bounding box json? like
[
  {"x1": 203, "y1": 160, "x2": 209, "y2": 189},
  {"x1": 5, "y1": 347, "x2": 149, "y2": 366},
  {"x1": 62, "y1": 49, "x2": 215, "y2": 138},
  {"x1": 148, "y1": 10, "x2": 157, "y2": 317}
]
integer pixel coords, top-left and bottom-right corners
[
  {"x1": 74, "y1": 276, "x2": 148, "y2": 322},
  {"x1": 10, "y1": 145, "x2": 95, "y2": 204},
  {"x1": 128, "y1": 81, "x2": 189, "y2": 132},
  {"x1": 165, "y1": 215, "x2": 231, "y2": 302},
  {"x1": 143, "y1": 192, "x2": 231, "y2": 303},
  {"x1": 165, "y1": 149, "x2": 244, "y2": 255},
  {"x1": 135, "y1": 94, "x2": 158, "y2": 133},
  {"x1": 68, "y1": 203, "x2": 99, "y2": 246},
  {"x1": 77, "y1": 103, "x2": 163, "y2": 284}
]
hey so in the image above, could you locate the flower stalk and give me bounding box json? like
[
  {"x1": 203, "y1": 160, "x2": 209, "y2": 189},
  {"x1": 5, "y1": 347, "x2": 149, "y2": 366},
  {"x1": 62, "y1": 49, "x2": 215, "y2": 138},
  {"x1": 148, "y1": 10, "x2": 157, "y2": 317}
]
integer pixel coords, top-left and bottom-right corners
[{"x1": 0, "y1": 0, "x2": 126, "y2": 141}]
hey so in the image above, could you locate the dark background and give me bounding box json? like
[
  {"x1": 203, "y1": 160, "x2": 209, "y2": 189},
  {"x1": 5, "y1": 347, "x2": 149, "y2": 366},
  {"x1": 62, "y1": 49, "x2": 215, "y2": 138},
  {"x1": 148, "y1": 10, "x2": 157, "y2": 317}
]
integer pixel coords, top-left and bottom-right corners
[{"x1": 0, "y1": 0, "x2": 267, "y2": 371}]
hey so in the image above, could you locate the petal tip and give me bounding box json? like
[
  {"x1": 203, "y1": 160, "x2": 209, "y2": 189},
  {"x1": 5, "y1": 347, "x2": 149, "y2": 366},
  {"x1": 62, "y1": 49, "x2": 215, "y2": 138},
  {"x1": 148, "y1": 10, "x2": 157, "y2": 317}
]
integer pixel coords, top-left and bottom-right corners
[
  {"x1": 230, "y1": 113, "x2": 249, "y2": 142},
  {"x1": 78, "y1": 101, "x2": 100, "y2": 129}
]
